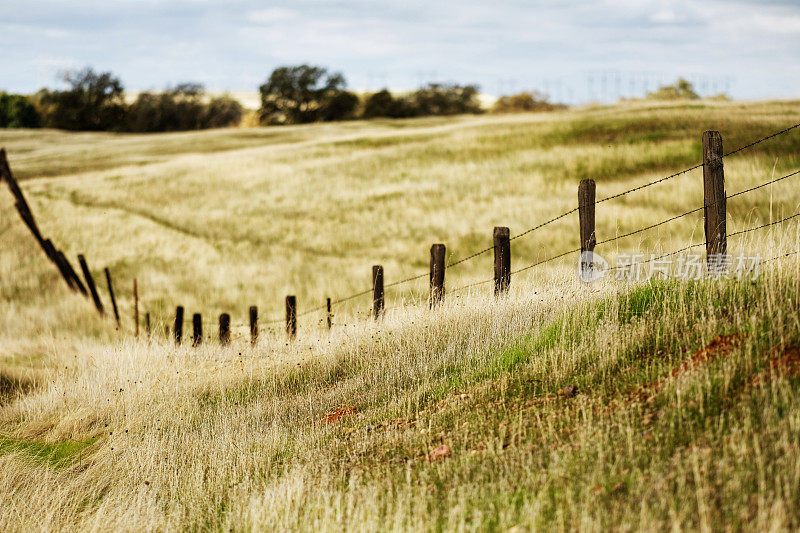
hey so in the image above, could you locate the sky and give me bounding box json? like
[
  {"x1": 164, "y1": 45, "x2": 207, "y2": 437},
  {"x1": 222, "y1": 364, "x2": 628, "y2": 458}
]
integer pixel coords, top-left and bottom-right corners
[{"x1": 2, "y1": 0, "x2": 800, "y2": 103}]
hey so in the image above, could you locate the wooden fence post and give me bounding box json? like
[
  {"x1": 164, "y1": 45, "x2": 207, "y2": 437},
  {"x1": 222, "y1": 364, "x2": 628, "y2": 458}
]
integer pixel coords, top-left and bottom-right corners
[
  {"x1": 326, "y1": 297, "x2": 333, "y2": 329},
  {"x1": 249, "y1": 306, "x2": 258, "y2": 346},
  {"x1": 78, "y1": 254, "x2": 104, "y2": 316},
  {"x1": 219, "y1": 313, "x2": 231, "y2": 346},
  {"x1": 58, "y1": 251, "x2": 87, "y2": 296},
  {"x1": 578, "y1": 179, "x2": 597, "y2": 278},
  {"x1": 372, "y1": 265, "x2": 384, "y2": 319},
  {"x1": 286, "y1": 296, "x2": 297, "y2": 339},
  {"x1": 42, "y1": 240, "x2": 74, "y2": 292},
  {"x1": 145, "y1": 312, "x2": 151, "y2": 337},
  {"x1": 192, "y1": 313, "x2": 202, "y2": 346},
  {"x1": 133, "y1": 279, "x2": 139, "y2": 338},
  {"x1": 493, "y1": 227, "x2": 511, "y2": 295},
  {"x1": 174, "y1": 306, "x2": 184, "y2": 345},
  {"x1": 703, "y1": 131, "x2": 727, "y2": 271},
  {"x1": 430, "y1": 244, "x2": 446, "y2": 307},
  {"x1": 104, "y1": 268, "x2": 120, "y2": 329}
]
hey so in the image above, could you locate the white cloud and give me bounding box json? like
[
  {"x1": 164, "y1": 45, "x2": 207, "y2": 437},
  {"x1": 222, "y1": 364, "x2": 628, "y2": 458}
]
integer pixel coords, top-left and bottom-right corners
[
  {"x1": 651, "y1": 9, "x2": 677, "y2": 23},
  {"x1": 751, "y1": 13, "x2": 800, "y2": 35},
  {"x1": 247, "y1": 8, "x2": 298, "y2": 24}
]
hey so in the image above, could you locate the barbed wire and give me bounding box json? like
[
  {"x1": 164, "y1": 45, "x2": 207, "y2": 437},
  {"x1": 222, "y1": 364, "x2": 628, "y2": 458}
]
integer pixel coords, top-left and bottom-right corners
[
  {"x1": 444, "y1": 121, "x2": 800, "y2": 266},
  {"x1": 257, "y1": 123, "x2": 800, "y2": 322}
]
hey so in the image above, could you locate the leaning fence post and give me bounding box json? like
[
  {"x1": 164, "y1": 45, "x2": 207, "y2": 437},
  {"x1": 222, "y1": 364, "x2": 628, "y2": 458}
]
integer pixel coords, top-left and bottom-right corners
[
  {"x1": 372, "y1": 265, "x2": 384, "y2": 319},
  {"x1": 286, "y1": 296, "x2": 297, "y2": 339},
  {"x1": 493, "y1": 228, "x2": 511, "y2": 295},
  {"x1": 430, "y1": 243, "x2": 446, "y2": 307},
  {"x1": 78, "y1": 254, "x2": 104, "y2": 316},
  {"x1": 703, "y1": 131, "x2": 727, "y2": 272},
  {"x1": 104, "y1": 268, "x2": 120, "y2": 329},
  {"x1": 326, "y1": 297, "x2": 333, "y2": 329},
  {"x1": 578, "y1": 179, "x2": 597, "y2": 279},
  {"x1": 192, "y1": 313, "x2": 202, "y2": 346},
  {"x1": 174, "y1": 306, "x2": 184, "y2": 345},
  {"x1": 219, "y1": 313, "x2": 231, "y2": 346},
  {"x1": 145, "y1": 312, "x2": 151, "y2": 337},
  {"x1": 58, "y1": 251, "x2": 87, "y2": 296},
  {"x1": 249, "y1": 306, "x2": 258, "y2": 346},
  {"x1": 133, "y1": 279, "x2": 139, "y2": 338}
]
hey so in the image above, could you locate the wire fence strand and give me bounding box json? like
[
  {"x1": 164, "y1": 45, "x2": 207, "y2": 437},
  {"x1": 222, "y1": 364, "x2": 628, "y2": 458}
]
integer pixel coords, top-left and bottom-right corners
[{"x1": 257, "y1": 123, "x2": 800, "y2": 322}]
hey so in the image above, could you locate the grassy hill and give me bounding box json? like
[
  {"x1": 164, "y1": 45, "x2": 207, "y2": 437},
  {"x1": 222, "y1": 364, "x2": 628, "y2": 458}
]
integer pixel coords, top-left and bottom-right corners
[{"x1": 1, "y1": 100, "x2": 800, "y2": 530}]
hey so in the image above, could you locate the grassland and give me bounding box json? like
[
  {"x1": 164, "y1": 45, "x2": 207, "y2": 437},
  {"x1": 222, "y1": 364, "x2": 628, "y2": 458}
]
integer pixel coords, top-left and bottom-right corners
[{"x1": 1, "y1": 99, "x2": 800, "y2": 530}]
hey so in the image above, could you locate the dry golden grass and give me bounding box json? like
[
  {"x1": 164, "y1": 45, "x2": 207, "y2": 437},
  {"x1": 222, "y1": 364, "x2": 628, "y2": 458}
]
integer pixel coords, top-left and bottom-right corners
[{"x1": 1, "y1": 100, "x2": 800, "y2": 530}]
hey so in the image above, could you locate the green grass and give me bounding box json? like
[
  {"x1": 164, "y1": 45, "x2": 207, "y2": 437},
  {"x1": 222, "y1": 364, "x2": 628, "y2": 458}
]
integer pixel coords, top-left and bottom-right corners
[
  {"x1": 0, "y1": 436, "x2": 96, "y2": 468},
  {"x1": 2, "y1": 100, "x2": 800, "y2": 529}
]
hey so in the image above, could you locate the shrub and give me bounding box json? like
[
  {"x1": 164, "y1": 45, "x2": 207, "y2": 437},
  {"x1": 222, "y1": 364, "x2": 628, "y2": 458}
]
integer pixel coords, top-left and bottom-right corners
[
  {"x1": 492, "y1": 91, "x2": 565, "y2": 113},
  {"x1": 409, "y1": 83, "x2": 483, "y2": 116},
  {"x1": 646, "y1": 78, "x2": 700, "y2": 101},
  {"x1": 0, "y1": 93, "x2": 40, "y2": 128},
  {"x1": 362, "y1": 90, "x2": 416, "y2": 119},
  {"x1": 125, "y1": 84, "x2": 243, "y2": 132}
]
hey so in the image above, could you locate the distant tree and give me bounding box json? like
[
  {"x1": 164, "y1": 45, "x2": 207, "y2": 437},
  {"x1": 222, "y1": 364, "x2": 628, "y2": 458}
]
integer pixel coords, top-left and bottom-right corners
[
  {"x1": 258, "y1": 65, "x2": 356, "y2": 124},
  {"x1": 318, "y1": 90, "x2": 359, "y2": 122},
  {"x1": 125, "y1": 84, "x2": 242, "y2": 132},
  {"x1": 491, "y1": 91, "x2": 565, "y2": 113},
  {"x1": 362, "y1": 89, "x2": 415, "y2": 119},
  {"x1": 37, "y1": 67, "x2": 126, "y2": 130},
  {"x1": 410, "y1": 83, "x2": 483, "y2": 116},
  {"x1": 646, "y1": 78, "x2": 700, "y2": 100},
  {"x1": 203, "y1": 96, "x2": 244, "y2": 129},
  {"x1": 0, "y1": 93, "x2": 41, "y2": 128}
]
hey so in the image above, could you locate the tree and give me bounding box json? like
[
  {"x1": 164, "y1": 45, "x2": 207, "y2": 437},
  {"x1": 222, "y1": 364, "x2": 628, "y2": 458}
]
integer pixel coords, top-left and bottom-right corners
[
  {"x1": 646, "y1": 78, "x2": 700, "y2": 100},
  {"x1": 362, "y1": 89, "x2": 415, "y2": 119},
  {"x1": 410, "y1": 83, "x2": 483, "y2": 116},
  {"x1": 203, "y1": 96, "x2": 244, "y2": 129},
  {"x1": 0, "y1": 93, "x2": 40, "y2": 128},
  {"x1": 258, "y1": 65, "x2": 356, "y2": 124},
  {"x1": 125, "y1": 84, "x2": 243, "y2": 132},
  {"x1": 38, "y1": 67, "x2": 126, "y2": 130}
]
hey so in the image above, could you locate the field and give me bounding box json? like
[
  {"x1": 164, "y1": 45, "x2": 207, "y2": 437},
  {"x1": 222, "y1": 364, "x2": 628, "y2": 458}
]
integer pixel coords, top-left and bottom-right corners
[{"x1": 2, "y1": 100, "x2": 800, "y2": 530}]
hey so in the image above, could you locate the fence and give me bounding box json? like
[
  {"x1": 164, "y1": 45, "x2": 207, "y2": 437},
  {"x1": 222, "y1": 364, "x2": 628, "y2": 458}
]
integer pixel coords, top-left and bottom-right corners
[{"x1": 1, "y1": 121, "x2": 800, "y2": 346}]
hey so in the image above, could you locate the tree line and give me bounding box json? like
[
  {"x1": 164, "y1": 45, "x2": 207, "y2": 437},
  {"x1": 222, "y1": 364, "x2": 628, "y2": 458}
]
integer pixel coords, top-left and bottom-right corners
[
  {"x1": 0, "y1": 64, "x2": 574, "y2": 132},
  {"x1": 0, "y1": 68, "x2": 244, "y2": 132}
]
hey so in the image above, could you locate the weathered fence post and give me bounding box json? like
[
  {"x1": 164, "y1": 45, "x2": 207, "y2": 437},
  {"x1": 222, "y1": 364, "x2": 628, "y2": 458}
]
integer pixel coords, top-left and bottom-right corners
[
  {"x1": 578, "y1": 179, "x2": 597, "y2": 278},
  {"x1": 219, "y1": 313, "x2": 231, "y2": 346},
  {"x1": 493, "y1": 227, "x2": 511, "y2": 295},
  {"x1": 286, "y1": 296, "x2": 297, "y2": 339},
  {"x1": 58, "y1": 251, "x2": 87, "y2": 296},
  {"x1": 78, "y1": 254, "x2": 105, "y2": 316},
  {"x1": 174, "y1": 306, "x2": 184, "y2": 345},
  {"x1": 192, "y1": 313, "x2": 202, "y2": 346},
  {"x1": 145, "y1": 312, "x2": 151, "y2": 337},
  {"x1": 430, "y1": 244, "x2": 446, "y2": 307},
  {"x1": 249, "y1": 306, "x2": 258, "y2": 346},
  {"x1": 104, "y1": 268, "x2": 120, "y2": 329},
  {"x1": 133, "y1": 279, "x2": 139, "y2": 338},
  {"x1": 372, "y1": 265, "x2": 384, "y2": 319},
  {"x1": 703, "y1": 131, "x2": 727, "y2": 272},
  {"x1": 326, "y1": 297, "x2": 333, "y2": 329}
]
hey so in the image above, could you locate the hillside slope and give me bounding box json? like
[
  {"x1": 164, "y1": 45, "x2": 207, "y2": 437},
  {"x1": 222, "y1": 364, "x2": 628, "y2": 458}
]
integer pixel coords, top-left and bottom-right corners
[{"x1": 1, "y1": 101, "x2": 800, "y2": 530}]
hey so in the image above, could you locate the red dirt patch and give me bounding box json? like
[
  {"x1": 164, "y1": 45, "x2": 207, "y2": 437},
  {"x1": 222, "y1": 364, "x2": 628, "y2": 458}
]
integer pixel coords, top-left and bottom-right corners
[
  {"x1": 749, "y1": 346, "x2": 800, "y2": 388},
  {"x1": 429, "y1": 444, "x2": 451, "y2": 462},
  {"x1": 322, "y1": 406, "x2": 357, "y2": 424},
  {"x1": 673, "y1": 334, "x2": 741, "y2": 377},
  {"x1": 628, "y1": 334, "x2": 744, "y2": 402}
]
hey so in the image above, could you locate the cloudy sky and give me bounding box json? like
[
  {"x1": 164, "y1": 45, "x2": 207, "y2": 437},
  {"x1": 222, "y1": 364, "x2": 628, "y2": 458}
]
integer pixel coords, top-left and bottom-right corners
[{"x1": 2, "y1": 0, "x2": 800, "y2": 103}]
